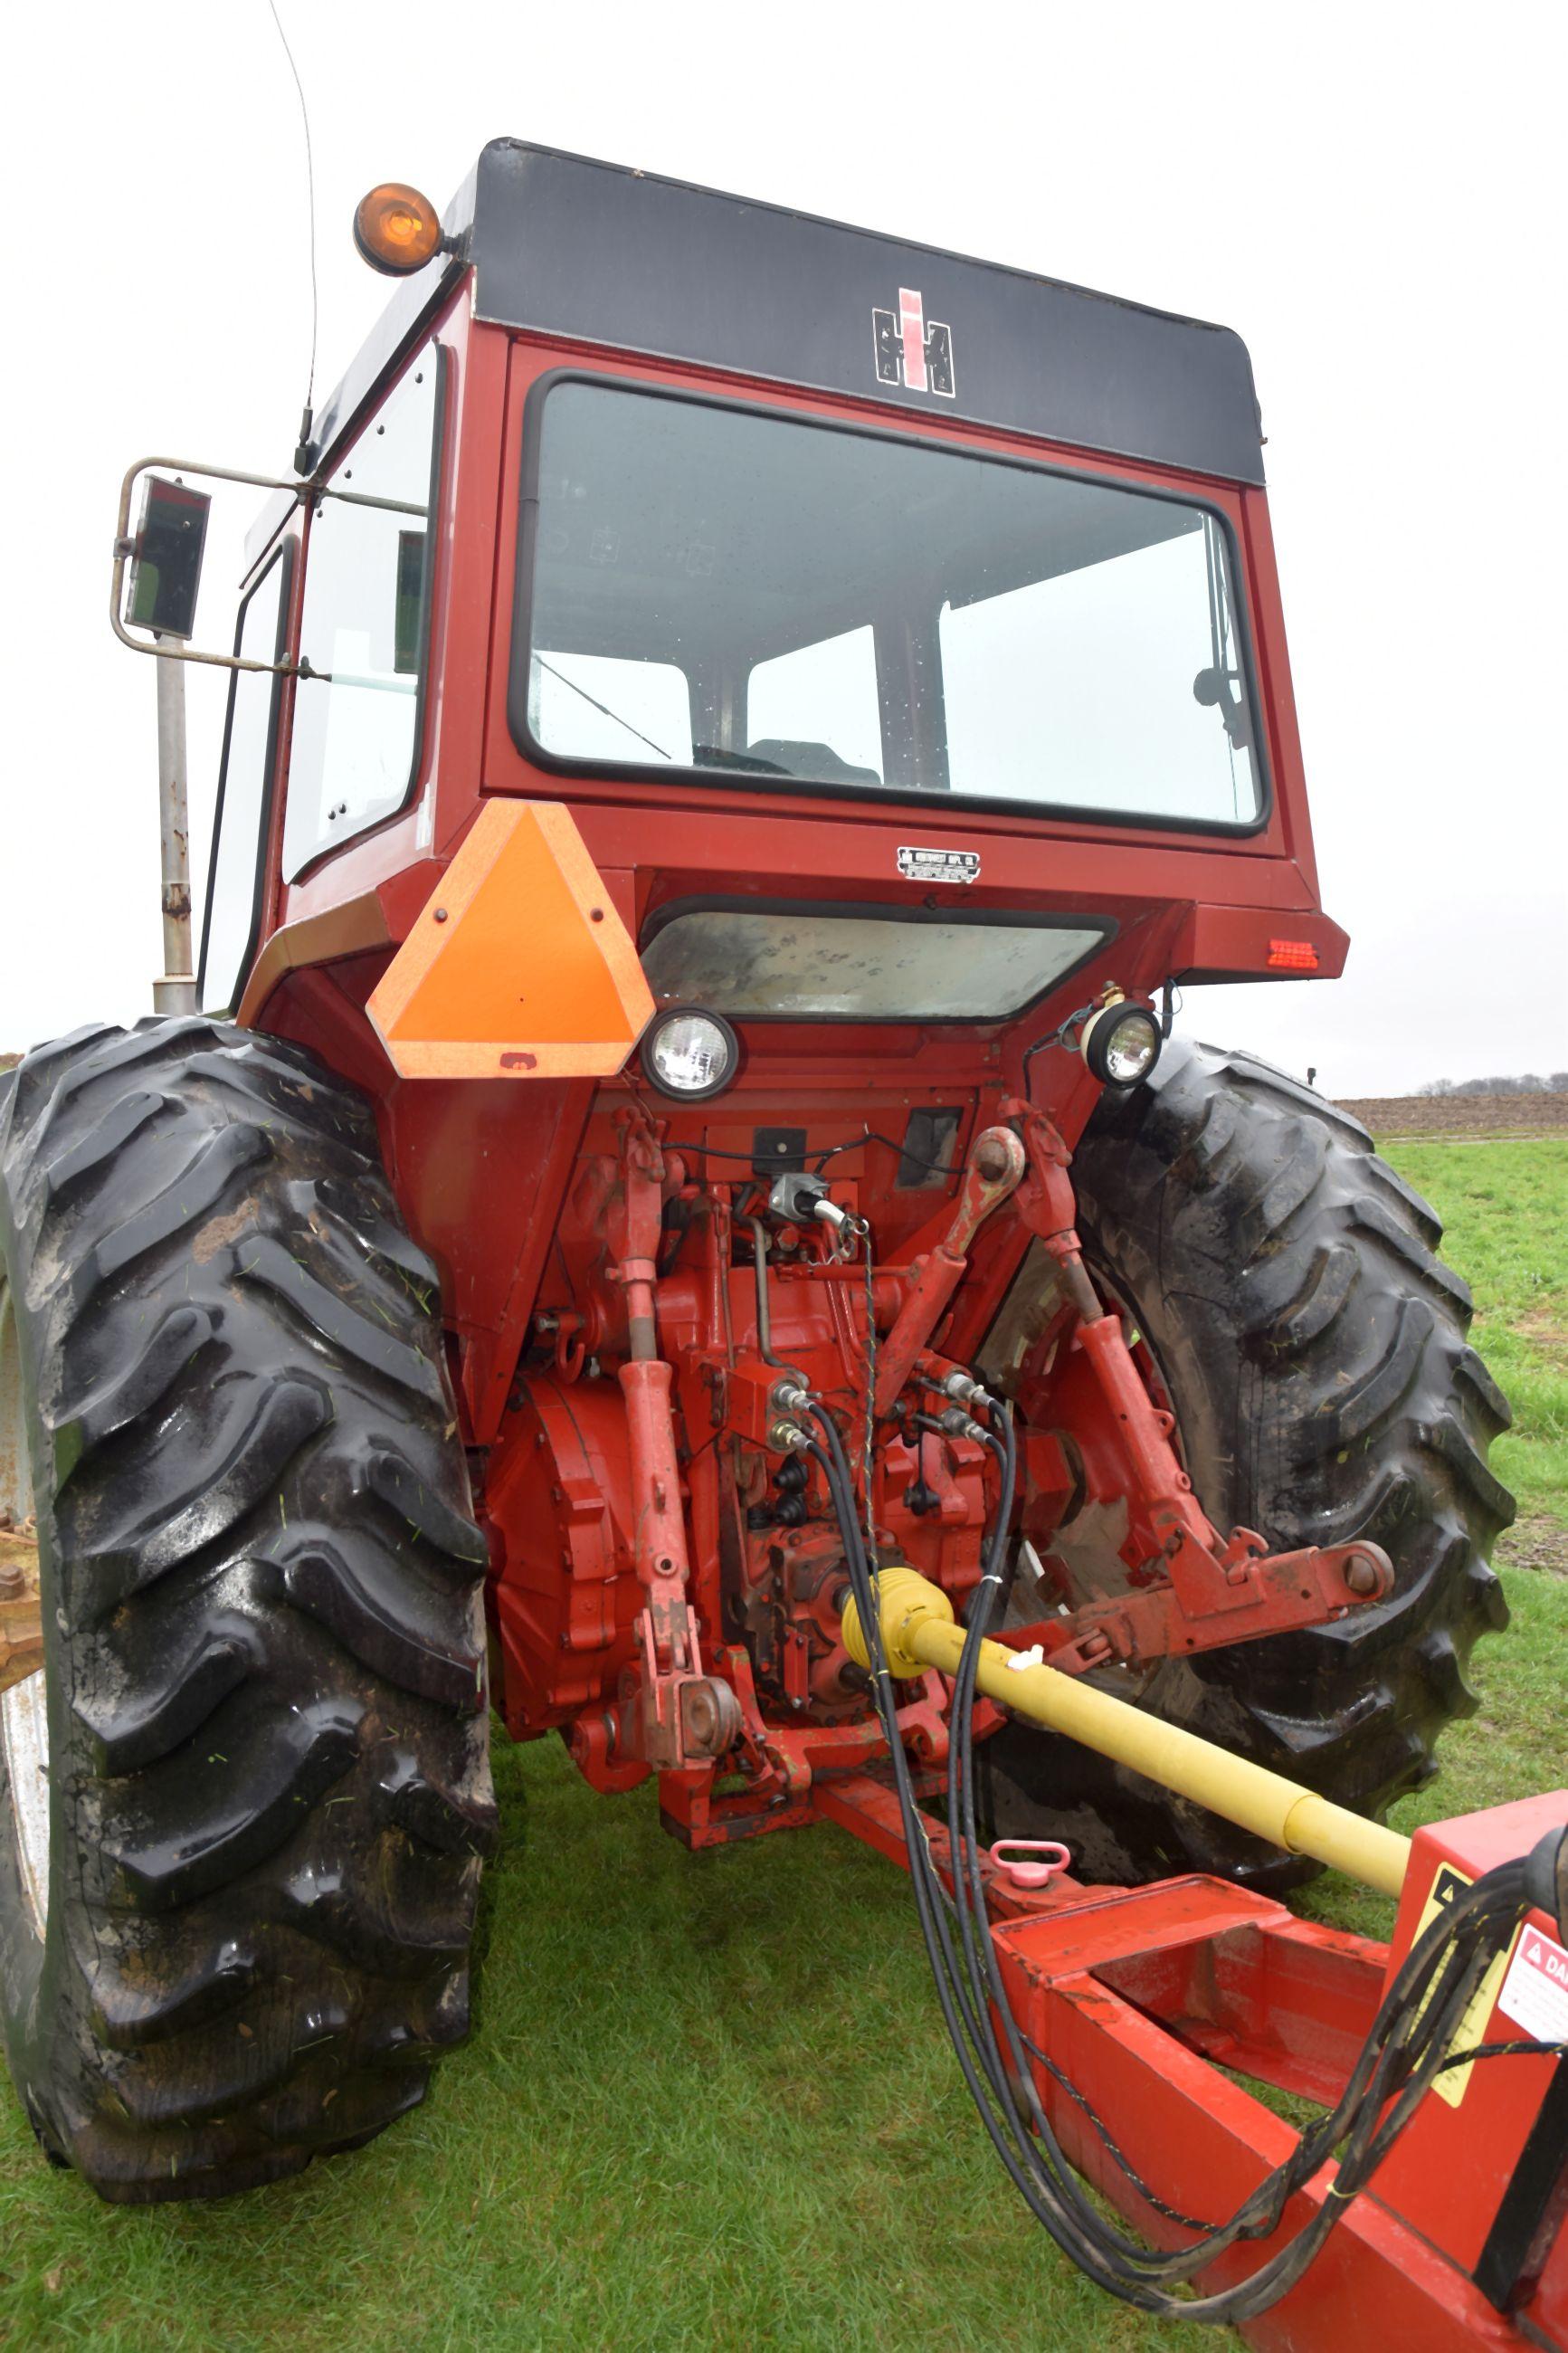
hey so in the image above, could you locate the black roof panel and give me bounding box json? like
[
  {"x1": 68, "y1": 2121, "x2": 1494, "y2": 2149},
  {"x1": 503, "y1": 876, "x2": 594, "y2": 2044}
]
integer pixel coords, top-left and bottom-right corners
[
  {"x1": 466, "y1": 141, "x2": 1264, "y2": 484},
  {"x1": 257, "y1": 138, "x2": 1265, "y2": 566}
]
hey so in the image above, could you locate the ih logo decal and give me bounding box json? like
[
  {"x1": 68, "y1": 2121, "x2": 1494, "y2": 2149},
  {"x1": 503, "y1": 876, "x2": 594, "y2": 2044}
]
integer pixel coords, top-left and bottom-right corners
[{"x1": 873, "y1": 288, "x2": 955, "y2": 397}]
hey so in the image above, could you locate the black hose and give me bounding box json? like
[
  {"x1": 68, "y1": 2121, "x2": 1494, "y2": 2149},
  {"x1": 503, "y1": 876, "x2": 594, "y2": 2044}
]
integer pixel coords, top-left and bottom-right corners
[
  {"x1": 802, "y1": 1374, "x2": 1535, "y2": 2321},
  {"x1": 803, "y1": 1422, "x2": 1155, "y2": 2285},
  {"x1": 937, "y1": 1398, "x2": 1535, "y2": 2312},
  {"x1": 807, "y1": 1403, "x2": 1224, "y2": 2298}
]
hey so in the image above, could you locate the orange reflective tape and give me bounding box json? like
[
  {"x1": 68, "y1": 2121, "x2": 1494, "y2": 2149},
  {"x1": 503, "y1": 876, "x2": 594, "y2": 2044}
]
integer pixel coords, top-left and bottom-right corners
[{"x1": 366, "y1": 801, "x2": 654, "y2": 1079}]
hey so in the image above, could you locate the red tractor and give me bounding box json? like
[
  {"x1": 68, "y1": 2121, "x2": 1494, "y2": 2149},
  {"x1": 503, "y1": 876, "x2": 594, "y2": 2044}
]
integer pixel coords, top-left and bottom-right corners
[{"x1": 3, "y1": 142, "x2": 1559, "y2": 2343}]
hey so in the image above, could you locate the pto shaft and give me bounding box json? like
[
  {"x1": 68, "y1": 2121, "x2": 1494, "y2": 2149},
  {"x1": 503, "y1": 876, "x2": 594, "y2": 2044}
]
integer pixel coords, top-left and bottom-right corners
[{"x1": 842, "y1": 1567, "x2": 1411, "y2": 1898}]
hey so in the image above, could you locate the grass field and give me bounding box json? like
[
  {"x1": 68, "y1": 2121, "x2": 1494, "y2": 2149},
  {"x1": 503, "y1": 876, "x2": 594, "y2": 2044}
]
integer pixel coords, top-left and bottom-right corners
[{"x1": 1, "y1": 1136, "x2": 1563, "y2": 2351}]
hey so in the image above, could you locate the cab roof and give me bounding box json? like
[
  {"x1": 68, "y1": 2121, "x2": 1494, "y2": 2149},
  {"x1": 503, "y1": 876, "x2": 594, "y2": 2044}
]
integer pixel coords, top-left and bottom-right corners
[{"x1": 258, "y1": 141, "x2": 1264, "y2": 572}]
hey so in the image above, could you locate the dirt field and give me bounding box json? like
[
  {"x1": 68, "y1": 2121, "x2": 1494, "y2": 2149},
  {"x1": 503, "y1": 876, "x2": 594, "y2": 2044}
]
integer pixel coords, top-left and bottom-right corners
[{"x1": 1336, "y1": 1091, "x2": 1568, "y2": 1139}]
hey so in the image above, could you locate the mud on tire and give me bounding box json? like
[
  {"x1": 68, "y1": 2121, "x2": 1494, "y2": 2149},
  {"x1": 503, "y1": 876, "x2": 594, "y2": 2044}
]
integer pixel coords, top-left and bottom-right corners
[
  {"x1": 978, "y1": 1039, "x2": 1514, "y2": 1890},
  {"x1": 0, "y1": 1017, "x2": 495, "y2": 2201}
]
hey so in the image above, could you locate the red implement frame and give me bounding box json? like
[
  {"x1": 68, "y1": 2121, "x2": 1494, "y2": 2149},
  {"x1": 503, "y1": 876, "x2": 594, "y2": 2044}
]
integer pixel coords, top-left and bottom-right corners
[{"x1": 813, "y1": 1774, "x2": 1568, "y2": 2348}]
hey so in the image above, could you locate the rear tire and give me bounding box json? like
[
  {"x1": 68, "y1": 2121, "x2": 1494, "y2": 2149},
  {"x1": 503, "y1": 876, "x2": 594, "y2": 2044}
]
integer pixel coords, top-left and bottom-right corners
[
  {"x1": 978, "y1": 1040, "x2": 1514, "y2": 1890},
  {"x1": 0, "y1": 1017, "x2": 494, "y2": 2201}
]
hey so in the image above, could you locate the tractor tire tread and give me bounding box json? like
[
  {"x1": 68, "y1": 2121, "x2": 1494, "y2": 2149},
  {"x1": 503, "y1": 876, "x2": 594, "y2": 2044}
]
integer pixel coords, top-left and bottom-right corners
[{"x1": 0, "y1": 1019, "x2": 492, "y2": 2203}]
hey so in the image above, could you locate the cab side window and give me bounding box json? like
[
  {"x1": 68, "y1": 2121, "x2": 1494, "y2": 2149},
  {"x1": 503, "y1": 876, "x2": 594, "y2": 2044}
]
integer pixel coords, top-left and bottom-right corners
[
  {"x1": 199, "y1": 547, "x2": 290, "y2": 1014},
  {"x1": 283, "y1": 339, "x2": 443, "y2": 880}
]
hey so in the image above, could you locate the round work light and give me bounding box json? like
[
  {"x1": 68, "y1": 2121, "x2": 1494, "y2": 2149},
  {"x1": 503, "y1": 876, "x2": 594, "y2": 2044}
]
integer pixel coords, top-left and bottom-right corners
[
  {"x1": 642, "y1": 1008, "x2": 740, "y2": 1102},
  {"x1": 353, "y1": 183, "x2": 443, "y2": 276},
  {"x1": 1080, "y1": 999, "x2": 1162, "y2": 1089}
]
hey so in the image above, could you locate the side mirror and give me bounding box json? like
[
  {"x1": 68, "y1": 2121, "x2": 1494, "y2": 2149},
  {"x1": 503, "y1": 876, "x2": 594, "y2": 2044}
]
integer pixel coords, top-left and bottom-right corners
[
  {"x1": 126, "y1": 474, "x2": 211, "y2": 641},
  {"x1": 1192, "y1": 663, "x2": 1252, "y2": 754},
  {"x1": 112, "y1": 455, "x2": 305, "y2": 677}
]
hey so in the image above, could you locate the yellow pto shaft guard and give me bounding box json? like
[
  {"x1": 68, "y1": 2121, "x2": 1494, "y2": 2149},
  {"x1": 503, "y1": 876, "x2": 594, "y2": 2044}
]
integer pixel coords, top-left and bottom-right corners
[{"x1": 842, "y1": 1565, "x2": 1411, "y2": 1898}]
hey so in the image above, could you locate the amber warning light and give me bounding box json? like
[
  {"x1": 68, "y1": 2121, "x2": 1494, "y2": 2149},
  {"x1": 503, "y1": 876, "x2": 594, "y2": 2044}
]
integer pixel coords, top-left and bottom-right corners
[
  {"x1": 1267, "y1": 938, "x2": 1321, "y2": 971},
  {"x1": 353, "y1": 182, "x2": 442, "y2": 276}
]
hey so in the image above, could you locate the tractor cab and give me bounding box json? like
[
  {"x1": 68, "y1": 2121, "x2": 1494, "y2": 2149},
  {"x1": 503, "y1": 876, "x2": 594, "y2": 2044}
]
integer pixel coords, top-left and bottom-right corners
[
  {"x1": 105, "y1": 144, "x2": 1350, "y2": 1448},
  {"x1": 116, "y1": 142, "x2": 1340, "y2": 1087}
]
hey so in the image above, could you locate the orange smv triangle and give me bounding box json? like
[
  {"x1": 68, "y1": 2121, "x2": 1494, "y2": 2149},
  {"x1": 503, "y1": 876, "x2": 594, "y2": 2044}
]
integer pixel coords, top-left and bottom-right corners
[{"x1": 367, "y1": 800, "x2": 654, "y2": 1080}]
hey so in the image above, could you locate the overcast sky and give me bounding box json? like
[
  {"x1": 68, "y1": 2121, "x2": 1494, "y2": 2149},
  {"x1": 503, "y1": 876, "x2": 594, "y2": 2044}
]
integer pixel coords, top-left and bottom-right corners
[{"x1": 3, "y1": 1, "x2": 1562, "y2": 1095}]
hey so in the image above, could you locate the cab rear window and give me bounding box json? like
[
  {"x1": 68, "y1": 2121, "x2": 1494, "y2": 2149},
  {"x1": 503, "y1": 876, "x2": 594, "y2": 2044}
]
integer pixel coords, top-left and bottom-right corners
[{"x1": 517, "y1": 378, "x2": 1264, "y2": 829}]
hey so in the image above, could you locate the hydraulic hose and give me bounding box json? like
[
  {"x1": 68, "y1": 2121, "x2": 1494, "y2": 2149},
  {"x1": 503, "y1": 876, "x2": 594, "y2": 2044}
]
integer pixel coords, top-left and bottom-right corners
[
  {"x1": 803, "y1": 1371, "x2": 1543, "y2": 2322},
  {"x1": 807, "y1": 1402, "x2": 1221, "y2": 2296}
]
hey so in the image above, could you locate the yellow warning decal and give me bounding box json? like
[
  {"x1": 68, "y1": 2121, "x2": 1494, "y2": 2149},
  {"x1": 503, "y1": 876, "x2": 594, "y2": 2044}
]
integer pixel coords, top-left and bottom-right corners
[{"x1": 1411, "y1": 1862, "x2": 1522, "y2": 2110}]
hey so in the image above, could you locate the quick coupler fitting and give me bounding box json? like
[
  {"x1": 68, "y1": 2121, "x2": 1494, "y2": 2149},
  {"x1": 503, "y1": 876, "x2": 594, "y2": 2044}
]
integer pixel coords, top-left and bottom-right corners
[
  {"x1": 941, "y1": 1368, "x2": 999, "y2": 1414},
  {"x1": 771, "y1": 1379, "x2": 814, "y2": 1417},
  {"x1": 768, "y1": 1418, "x2": 811, "y2": 1454},
  {"x1": 917, "y1": 1405, "x2": 988, "y2": 1445}
]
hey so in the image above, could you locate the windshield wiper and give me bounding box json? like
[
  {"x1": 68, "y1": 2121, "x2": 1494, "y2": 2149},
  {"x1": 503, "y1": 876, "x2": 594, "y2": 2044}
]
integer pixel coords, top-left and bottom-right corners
[{"x1": 535, "y1": 656, "x2": 672, "y2": 761}]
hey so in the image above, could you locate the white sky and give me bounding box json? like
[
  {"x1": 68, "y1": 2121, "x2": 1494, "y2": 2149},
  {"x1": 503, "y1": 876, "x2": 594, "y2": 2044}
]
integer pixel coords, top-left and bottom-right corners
[{"x1": 3, "y1": 0, "x2": 1563, "y2": 1094}]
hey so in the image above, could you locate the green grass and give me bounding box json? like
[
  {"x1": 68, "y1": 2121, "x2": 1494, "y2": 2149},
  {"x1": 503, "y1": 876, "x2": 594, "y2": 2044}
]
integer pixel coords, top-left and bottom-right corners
[
  {"x1": 2, "y1": 1141, "x2": 1564, "y2": 2351},
  {"x1": 1391, "y1": 1138, "x2": 1568, "y2": 1525}
]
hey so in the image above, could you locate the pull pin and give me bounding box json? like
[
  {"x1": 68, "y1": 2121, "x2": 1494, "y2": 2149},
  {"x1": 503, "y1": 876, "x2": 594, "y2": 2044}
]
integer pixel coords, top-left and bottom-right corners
[{"x1": 989, "y1": 1838, "x2": 1071, "y2": 1891}]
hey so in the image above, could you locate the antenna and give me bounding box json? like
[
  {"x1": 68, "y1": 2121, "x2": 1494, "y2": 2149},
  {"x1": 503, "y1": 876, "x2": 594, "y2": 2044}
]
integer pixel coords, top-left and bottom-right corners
[{"x1": 263, "y1": 0, "x2": 320, "y2": 472}]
